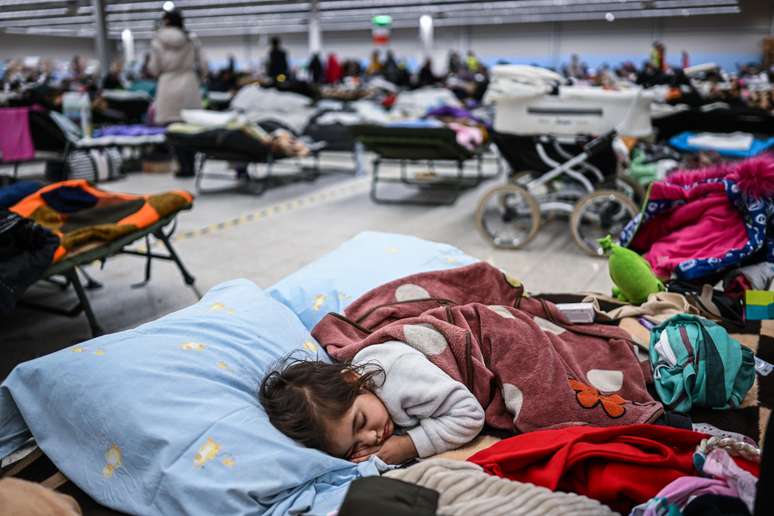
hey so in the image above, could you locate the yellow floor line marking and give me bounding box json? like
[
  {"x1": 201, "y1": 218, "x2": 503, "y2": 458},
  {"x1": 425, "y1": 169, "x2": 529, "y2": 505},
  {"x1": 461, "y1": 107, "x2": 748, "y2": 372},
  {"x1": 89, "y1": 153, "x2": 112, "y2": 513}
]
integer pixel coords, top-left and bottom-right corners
[
  {"x1": 172, "y1": 178, "x2": 369, "y2": 243},
  {"x1": 83, "y1": 178, "x2": 369, "y2": 264}
]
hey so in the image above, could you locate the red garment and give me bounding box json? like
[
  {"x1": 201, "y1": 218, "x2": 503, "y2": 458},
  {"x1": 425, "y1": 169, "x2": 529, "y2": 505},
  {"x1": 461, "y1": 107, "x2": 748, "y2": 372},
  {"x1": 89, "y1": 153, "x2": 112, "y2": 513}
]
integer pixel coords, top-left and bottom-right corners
[
  {"x1": 468, "y1": 424, "x2": 760, "y2": 514},
  {"x1": 724, "y1": 273, "x2": 751, "y2": 301},
  {"x1": 325, "y1": 54, "x2": 342, "y2": 84}
]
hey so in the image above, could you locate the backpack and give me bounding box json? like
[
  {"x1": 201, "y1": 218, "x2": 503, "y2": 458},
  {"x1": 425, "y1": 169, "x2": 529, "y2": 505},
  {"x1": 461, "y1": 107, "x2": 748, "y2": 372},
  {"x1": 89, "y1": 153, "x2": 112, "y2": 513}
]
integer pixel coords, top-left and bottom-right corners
[
  {"x1": 649, "y1": 314, "x2": 755, "y2": 413},
  {"x1": 0, "y1": 210, "x2": 59, "y2": 315}
]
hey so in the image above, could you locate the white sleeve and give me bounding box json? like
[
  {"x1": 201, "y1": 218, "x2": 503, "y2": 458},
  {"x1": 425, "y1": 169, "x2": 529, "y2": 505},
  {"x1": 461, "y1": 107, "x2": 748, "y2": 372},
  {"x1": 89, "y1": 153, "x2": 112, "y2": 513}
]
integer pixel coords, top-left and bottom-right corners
[{"x1": 354, "y1": 342, "x2": 485, "y2": 458}]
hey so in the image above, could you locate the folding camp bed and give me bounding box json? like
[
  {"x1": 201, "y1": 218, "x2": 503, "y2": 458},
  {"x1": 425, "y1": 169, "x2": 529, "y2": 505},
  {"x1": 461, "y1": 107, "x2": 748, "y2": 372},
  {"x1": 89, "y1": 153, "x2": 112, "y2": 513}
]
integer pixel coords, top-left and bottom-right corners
[
  {"x1": 0, "y1": 109, "x2": 165, "y2": 183},
  {"x1": 18, "y1": 211, "x2": 198, "y2": 338},
  {"x1": 302, "y1": 109, "x2": 365, "y2": 176},
  {"x1": 166, "y1": 126, "x2": 325, "y2": 195},
  {"x1": 351, "y1": 124, "x2": 499, "y2": 206}
]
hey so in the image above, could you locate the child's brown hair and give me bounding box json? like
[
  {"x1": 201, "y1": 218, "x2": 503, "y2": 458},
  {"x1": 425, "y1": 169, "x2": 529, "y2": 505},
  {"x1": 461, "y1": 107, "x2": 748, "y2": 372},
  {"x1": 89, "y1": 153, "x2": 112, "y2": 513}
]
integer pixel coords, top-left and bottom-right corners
[{"x1": 259, "y1": 357, "x2": 384, "y2": 455}]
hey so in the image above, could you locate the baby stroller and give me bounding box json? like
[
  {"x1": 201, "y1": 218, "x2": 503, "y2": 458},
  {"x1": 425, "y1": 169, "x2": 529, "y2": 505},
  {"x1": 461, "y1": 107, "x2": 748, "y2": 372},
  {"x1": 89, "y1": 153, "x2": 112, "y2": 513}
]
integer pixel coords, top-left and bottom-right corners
[{"x1": 477, "y1": 65, "x2": 652, "y2": 256}]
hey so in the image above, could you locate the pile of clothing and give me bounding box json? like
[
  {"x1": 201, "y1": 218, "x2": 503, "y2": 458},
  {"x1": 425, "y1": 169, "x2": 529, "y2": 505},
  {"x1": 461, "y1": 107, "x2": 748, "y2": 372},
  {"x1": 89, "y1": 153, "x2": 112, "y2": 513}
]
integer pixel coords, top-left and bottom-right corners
[
  {"x1": 622, "y1": 155, "x2": 774, "y2": 281},
  {"x1": 424, "y1": 105, "x2": 490, "y2": 151},
  {"x1": 0, "y1": 179, "x2": 192, "y2": 315},
  {"x1": 378, "y1": 102, "x2": 491, "y2": 152}
]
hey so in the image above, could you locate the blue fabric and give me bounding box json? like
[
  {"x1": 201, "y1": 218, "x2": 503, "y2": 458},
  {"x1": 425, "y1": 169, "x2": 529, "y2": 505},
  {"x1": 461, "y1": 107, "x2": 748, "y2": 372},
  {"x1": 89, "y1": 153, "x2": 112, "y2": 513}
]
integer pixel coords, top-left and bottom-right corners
[
  {"x1": 385, "y1": 119, "x2": 444, "y2": 128},
  {"x1": 745, "y1": 305, "x2": 771, "y2": 320},
  {"x1": 0, "y1": 180, "x2": 43, "y2": 208},
  {"x1": 94, "y1": 125, "x2": 166, "y2": 138},
  {"x1": 267, "y1": 231, "x2": 479, "y2": 330},
  {"x1": 669, "y1": 132, "x2": 774, "y2": 157},
  {"x1": 0, "y1": 279, "x2": 382, "y2": 515},
  {"x1": 41, "y1": 185, "x2": 98, "y2": 213}
]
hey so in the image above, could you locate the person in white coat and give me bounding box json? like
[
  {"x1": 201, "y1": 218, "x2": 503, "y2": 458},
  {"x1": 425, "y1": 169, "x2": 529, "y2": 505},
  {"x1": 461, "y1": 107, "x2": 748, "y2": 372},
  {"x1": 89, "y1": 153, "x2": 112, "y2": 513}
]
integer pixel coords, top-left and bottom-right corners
[{"x1": 148, "y1": 8, "x2": 203, "y2": 125}]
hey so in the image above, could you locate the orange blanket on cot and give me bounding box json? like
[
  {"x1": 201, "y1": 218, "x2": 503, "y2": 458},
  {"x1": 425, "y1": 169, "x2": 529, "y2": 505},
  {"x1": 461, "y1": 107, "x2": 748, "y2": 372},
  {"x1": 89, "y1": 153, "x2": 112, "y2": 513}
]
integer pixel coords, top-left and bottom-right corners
[{"x1": 10, "y1": 179, "x2": 193, "y2": 262}]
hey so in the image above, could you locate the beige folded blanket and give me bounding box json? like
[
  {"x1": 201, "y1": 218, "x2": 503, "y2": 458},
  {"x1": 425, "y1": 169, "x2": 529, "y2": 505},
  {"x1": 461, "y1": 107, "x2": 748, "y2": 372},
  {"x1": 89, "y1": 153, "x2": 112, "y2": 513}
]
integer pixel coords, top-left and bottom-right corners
[{"x1": 384, "y1": 459, "x2": 618, "y2": 516}]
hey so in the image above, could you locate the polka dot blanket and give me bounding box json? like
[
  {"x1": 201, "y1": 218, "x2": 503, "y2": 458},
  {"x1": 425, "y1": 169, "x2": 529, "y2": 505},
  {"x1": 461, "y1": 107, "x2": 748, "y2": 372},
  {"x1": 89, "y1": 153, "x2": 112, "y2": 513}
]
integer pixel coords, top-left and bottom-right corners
[{"x1": 312, "y1": 262, "x2": 664, "y2": 432}]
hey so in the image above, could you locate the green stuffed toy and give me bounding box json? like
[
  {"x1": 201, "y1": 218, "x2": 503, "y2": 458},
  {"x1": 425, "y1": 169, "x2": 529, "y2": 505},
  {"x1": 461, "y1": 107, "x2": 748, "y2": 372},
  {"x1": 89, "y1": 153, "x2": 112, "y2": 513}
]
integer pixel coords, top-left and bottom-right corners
[{"x1": 598, "y1": 235, "x2": 664, "y2": 304}]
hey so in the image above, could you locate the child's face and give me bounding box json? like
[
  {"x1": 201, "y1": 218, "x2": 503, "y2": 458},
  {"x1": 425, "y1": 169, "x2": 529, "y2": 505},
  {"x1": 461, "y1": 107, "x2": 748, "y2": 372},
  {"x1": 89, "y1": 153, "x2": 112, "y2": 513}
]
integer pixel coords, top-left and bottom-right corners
[{"x1": 324, "y1": 390, "x2": 394, "y2": 460}]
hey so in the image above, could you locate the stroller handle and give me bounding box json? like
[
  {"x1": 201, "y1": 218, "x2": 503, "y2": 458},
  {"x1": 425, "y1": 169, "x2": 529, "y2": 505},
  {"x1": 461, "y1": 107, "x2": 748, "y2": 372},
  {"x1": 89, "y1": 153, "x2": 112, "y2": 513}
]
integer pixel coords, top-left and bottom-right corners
[{"x1": 583, "y1": 130, "x2": 617, "y2": 157}]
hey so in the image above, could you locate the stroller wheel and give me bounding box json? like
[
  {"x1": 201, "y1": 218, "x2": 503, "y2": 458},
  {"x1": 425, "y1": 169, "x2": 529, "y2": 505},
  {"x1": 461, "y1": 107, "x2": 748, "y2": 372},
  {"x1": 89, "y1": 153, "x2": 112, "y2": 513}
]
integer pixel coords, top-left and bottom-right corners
[
  {"x1": 475, "y1": 184, "x2": 541, "y2": 249},
  {"x1": 604, "y1": 175, "x2": 645, "y2": 207},
  {"x1": 570, "y1": 189, "x2": 638, "y2": 257}
]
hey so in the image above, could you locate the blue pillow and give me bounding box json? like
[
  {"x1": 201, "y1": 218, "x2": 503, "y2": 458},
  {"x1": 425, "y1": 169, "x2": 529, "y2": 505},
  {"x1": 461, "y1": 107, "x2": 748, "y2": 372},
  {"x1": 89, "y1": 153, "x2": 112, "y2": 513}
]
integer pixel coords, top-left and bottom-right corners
[
  {"x1": 268, "y1": 231, "x2": 478, "y2": 330},
  {"x1": 0, "y1": 279, "x2": 380, "y2": 515}
]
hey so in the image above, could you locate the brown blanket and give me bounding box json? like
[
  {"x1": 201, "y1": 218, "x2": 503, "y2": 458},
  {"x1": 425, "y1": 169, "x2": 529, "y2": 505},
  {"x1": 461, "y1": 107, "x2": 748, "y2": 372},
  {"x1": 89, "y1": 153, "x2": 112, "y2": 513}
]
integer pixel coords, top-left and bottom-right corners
[{"x1": 312, "y1": 262, "x2": 663, "y2": 433}]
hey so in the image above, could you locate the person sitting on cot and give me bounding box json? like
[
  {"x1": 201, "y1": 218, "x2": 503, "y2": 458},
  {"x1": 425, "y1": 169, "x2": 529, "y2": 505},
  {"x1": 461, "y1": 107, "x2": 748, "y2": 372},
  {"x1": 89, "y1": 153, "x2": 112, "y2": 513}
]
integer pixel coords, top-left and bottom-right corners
[{"x1": 259, "y1": 341, "x2": 484, "y2": 465}]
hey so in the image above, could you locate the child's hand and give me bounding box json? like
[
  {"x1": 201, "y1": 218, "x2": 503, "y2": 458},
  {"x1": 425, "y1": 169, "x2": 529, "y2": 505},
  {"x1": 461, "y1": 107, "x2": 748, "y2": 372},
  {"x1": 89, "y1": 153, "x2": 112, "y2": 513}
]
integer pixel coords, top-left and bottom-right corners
[
  {"x1": 375, "y1": 435, "x2": 417, "y2": 465},
  {"x1": 349, "y1": 444, "x2": 381, "y2": 464}
]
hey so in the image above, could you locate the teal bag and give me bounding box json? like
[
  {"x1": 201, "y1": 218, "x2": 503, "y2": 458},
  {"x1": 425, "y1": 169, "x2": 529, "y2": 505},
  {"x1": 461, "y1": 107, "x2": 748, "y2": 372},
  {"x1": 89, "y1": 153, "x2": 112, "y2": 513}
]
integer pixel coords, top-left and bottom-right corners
[{"x1": 649, "y1": 314, "x2": 755, "y2": 413}]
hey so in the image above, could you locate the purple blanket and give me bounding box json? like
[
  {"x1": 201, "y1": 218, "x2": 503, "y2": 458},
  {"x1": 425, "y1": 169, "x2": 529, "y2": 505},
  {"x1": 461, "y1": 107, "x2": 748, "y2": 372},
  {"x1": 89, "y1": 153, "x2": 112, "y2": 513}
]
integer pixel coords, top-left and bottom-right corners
[
  {"x1": 94, "y1": 125, "x2": 166, "y2": 138},
  {"x1": 425, "y1": 105, "x2": 489, "y2": 128}
]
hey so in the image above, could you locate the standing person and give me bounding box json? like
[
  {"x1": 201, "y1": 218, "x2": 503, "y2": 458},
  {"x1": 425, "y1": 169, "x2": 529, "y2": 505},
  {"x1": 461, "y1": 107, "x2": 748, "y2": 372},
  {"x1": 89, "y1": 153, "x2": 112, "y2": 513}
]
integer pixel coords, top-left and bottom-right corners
[
  {"x1": 650, "y1": 41, "x2": 666, "y2": 72},
  {"x1": 566, "y1": 53, "x2": 587, "y2": 79},
  {"x1": 366, "y1": 50, "x2": 382, "y2": 77},
  {"x1": 308, "y1": 53, "x2": 324, "y2": 84},
  {"x1": 266, "y1": 36, "x2": 289, "y2": 81},
  {"x1": 382, "y1": 50, "x2": 400, "y2": 84},
  {"x1": 70, "y1": 55, "x2": 84, "y2": 82},
  {"x1": 325, "y1": 53, "x2": 343, "y2": 84},
  {"x1": 148, "y1": 8, "x2": 203, "y2": 124},
  {"x1": 417, "y1": 57, "x2": 435, "y2": 87},
  {"x1": 681, "y1": 50, "x2": 690, "y2": 70},
  {"x1": 447, "y1": 50, "x2": 461, "y2": 76},
  {"x1": 466, "y1": 50, "x2": 480, "y2": 74},
  {"x1": 148, "y1": 8, "x2": 204, "y2": 177}
]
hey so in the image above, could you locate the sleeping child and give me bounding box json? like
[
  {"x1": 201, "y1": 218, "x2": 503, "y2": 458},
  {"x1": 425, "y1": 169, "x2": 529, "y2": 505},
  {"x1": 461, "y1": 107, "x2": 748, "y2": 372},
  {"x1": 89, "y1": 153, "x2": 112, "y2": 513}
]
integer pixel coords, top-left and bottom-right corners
[
  {"x1": 260, "y1": 340, "x2": 485, "y2": 465},
  {"x1": 263, "y1": 262, "x2": 665, "y2": 463}
]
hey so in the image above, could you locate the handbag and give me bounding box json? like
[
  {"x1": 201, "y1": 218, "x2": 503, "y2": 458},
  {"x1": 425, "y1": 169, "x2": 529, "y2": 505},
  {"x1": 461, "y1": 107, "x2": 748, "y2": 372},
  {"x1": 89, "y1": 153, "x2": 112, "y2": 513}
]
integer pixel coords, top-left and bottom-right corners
[
  {"x1": 337, "y1": 476, "x2": 438, "y2": 516},
  {"x1": 666, "y1": 279, "x2": 745, "y2": 327}
]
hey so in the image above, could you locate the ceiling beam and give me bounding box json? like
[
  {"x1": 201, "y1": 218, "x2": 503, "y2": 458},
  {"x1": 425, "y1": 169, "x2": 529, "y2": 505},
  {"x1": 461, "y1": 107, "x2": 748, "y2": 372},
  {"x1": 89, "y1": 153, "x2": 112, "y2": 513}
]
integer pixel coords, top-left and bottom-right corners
[{"x1": 0, "y1": 0, "x2": 741, "y2": 37}]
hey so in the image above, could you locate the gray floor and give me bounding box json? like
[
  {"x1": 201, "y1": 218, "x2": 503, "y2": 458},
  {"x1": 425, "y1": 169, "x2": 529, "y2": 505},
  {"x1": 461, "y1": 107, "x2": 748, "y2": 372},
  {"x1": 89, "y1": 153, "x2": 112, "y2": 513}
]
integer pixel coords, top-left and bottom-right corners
[{"x1": 2, "y1": 154, "x2": 613, "y2": 378}]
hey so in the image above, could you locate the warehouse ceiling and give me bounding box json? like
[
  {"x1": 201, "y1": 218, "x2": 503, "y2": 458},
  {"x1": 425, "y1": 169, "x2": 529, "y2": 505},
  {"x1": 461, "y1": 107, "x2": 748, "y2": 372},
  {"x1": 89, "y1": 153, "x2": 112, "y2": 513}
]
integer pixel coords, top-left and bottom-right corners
[{"x1": 0, "y1": 0, "x2": 743, "y2": 39}]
